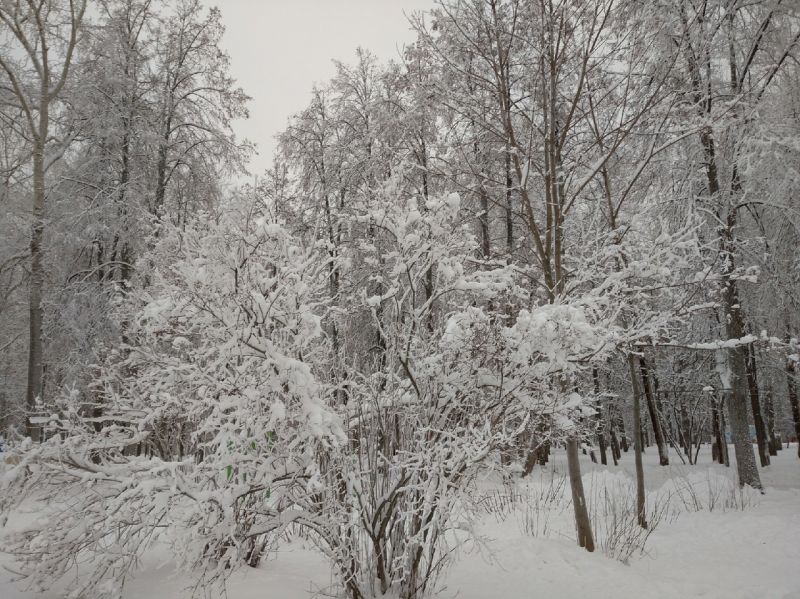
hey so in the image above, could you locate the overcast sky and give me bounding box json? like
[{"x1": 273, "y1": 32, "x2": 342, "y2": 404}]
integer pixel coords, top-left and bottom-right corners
[{"x1": 218, "y1": 0, "x2": 436, "y2": 177}]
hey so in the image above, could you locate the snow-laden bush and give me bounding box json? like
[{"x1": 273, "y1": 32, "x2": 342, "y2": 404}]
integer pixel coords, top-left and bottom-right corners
[
  {"x1": 662, "y1": 470, "x2": 760, "y2": 514},
  {"x1": 279, "y1": 189, "x2": 521, "y2": 599},
  {"x1": 0, "y1": 212, "x2": 344, "y2": 597},
  {"x1": 286, "y1": 184, "x2": 621, "y2": 599}
]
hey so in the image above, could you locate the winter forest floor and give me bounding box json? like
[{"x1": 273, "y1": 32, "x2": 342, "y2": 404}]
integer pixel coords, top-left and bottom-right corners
[{"x1": 2, "y1": 444, "x2": 798, "y2": 599}]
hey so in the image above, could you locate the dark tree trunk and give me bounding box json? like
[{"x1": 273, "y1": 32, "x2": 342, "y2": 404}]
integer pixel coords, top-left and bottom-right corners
[
  {"x1": 26, "y1": 138, "x2": 46, "y2": 442},
  {"x1": 505, "y1": 144, "x2": 513, "y2": 258},
  {"x1": 538, "y1": 440, "x2": 550, "y2": 465},
  {"x1": 640, "y1": 357, "x2": 669, "y2": 465},
  {"x1": 479, "y1": 185, "x2": 490, "y2": 260},
  {"x1": 763, "y1": 384, "x2": 779, "y2": 456},
  {"x1": 679, "y1": 396, "x2": 693, "y2": 465},
  {"x1": 618, "y1": 415, "x2": 629, "y2": 453},
  {"x1": 628, "y1": 354, "x2": 647, "y2": 529},
  {"x1": 787, "y1": 352, "x2": 800, "y2": 459},
  {"x1": 715, "y1": 214, "x2": 761, "y2": 487},
  {"x1": 566, "y1": 438, "x2": 595, "y2": 551},
  {"x1": 744, "y1": 342, "x2": 770, "y2": 466},
  {"x1": 593, "y1": 368, "x2": 608, "y2": 465},
  {"x1": 154, "y1": 136, "x2": 169, "y2": 214},
  {"x1": 711, "y1": 395, "x2": 726, "y2": 465},
  {"x1": 609, "y1": 418, "x2": 620, "y2": 466},
  {"x1": 719, "y1": 395, "x2": 730, "y2": 467},
  {"x1": 720, "y1": 338, "x2": 755, "y2": 470}
]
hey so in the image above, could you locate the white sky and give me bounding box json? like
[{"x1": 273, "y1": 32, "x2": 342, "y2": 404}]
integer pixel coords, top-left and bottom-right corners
[{"x1": 218, "y1": 0, "x2": 436, "y2": 177}]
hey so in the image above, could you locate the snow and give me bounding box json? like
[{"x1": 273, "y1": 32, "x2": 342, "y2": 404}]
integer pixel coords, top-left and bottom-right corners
[
  {"x1": 452, "y1": 447, "x2": 799, "y2": 599},
  {"x1": 688, "y1": 335, "x2": 759, "y2": 351},
  {"x1": 2, "y1": 445, "x2": 797, "y2": 599}
]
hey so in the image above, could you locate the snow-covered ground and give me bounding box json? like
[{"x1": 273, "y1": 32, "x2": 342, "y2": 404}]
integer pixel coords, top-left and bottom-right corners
[
  {"x1": 2, "y1": 444, "x2": 798, "y2": 599},
  {"x1": 449, "y1": 445, "x2": 800, "y2": 599}
]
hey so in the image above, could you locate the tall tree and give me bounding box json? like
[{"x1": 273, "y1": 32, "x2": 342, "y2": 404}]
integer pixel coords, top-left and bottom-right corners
[
  {"x1": 669, "y1": 0, "x2": 800, "y2": 486},
  {"x1": 0, "y1": 0, "x2": 87, "y2": 439},
  {"x1": 150, "y1": 0, "x2": 250, "y2": 221}
]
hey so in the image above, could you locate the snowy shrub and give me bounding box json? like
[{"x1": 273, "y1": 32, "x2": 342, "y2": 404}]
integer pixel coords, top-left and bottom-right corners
[
  {"x1": 0, "y1": 214, "x2": 344, "y2": 597},
  {"x1": 584, "y1": 473, "x2": 669, "y2": 562},
  {"x1": 285, "y1": 189, "x2": 530, "y2": 599},
  {"x1": 285, "y1": 182, "x2": 632, "y2": 599},
  {"x1": 664, "y1": 471, "x2": 760, "y2": 514},
  {"x1": 514, "y1": 472, "x2": 568, "y2": 538}
]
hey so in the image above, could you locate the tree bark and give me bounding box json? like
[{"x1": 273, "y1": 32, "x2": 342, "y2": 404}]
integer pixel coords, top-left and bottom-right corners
[
  {"x1": 618, "y1": 416, "x2": 629, "y2": 453},
  {"x1": 763, "y1": 384, "x2": 779, "y2": 456},
  {"x1": 787, "y1": 351, "x2": 800, "y2": 459},
  {"x1": 566, "y1": 437, "x2": 595, "y2": 551},
  {"x1": 719, "y1": 394, "x2": 730, "y2": 467},
  {"x1": 719, "y1": 313, "x2": 762, "y2": 489},
  {"x1": 608, "y1": 404, "x2": 620, "y2": 465},
  {"x1": 478, "y1": 183, "x2": 490, "y2": 261},
  {"x1": 505, "y1": 143, "x2": 513, "y2": 258},
  {"x1": 26, "y1": 132, "x2": 46, "y2": 442},
  {"x1": 628, "y1": 354, "x2": 647, "y2": 529},
  {"x1": 639, "y1": 356, "x2": 669, "y2": 465},
  {"x1": 679, "y1": 396, "x2": 693, "y2": 465},
  {"x1": 744, "y1": 342, "x2": 769, "y2": 466},
  {"x1": 711, "y1": 394, "x2": 724, "y2": 464},
  {"x1": 593, "y1": 368, "x2": 608, "y2": 465}
]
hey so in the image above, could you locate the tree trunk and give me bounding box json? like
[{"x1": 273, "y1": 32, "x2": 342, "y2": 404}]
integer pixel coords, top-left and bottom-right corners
[
  {"x1": 154, "y1": 137, "x2": 168, "y2": 214},
  {"x1": 744, "y1": 342, "x2": 769, "y2": 466},
  {"x1": 538, "y1": 440, "x2": 550, "y2": 465},
  {"x1": 521, "y1": 440, "x2": 538, "y2": 477},
  {"x1": 719, "y1": 394, "x2": 730, "y2": 467},
  {"x1": 763, "y1": 383, "x2": 779, "y2": 456},
  {"x1": 25, "y1": 120, "x2": 47, "y2": 442},
  {"x1": 608, "y1": 405, "x2": 620, "y2": 465},
  {"x1": 787, "y1": 352, "x2": 800, "y2": 459},
  {"x1": 153, "y1": 100, "x2": 173, "y2": 216},
  {"x1": 593, "y1": 368, "x2": 608, "y2": 465},
  {"x1": 2, "y1": 0, "x2": 86, "y2": 443},
  {"x1": 566, "y1": 437, "x2": 594, "y2": 551},
  {"x1": 609, "y1": 419, "x2": 620, "y2": 466},
  {"x1": 479, "y1": 184, "x2": 490, "y2": 260},
  {"x1": 505, "y1": 144, "x2": 513, "y2": 258},
  {"x1": 619, "y1": 417, "x2": 629, "y2": 453},
  {"x1": 639, "y1": 357, "x2": 669, "y2": 465},
  {"x1": 679, "y1": 396, "x2": 693, "y2": 465},
  {"x1": 718, "y1": 335, "x2": 762, "y2": 488},
  {"x1": 628, "y1": 354, "x2": 647, "y2": 529},
  {"x1": 711, "y1": 395, "x2": 722, "y2": 464}
]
